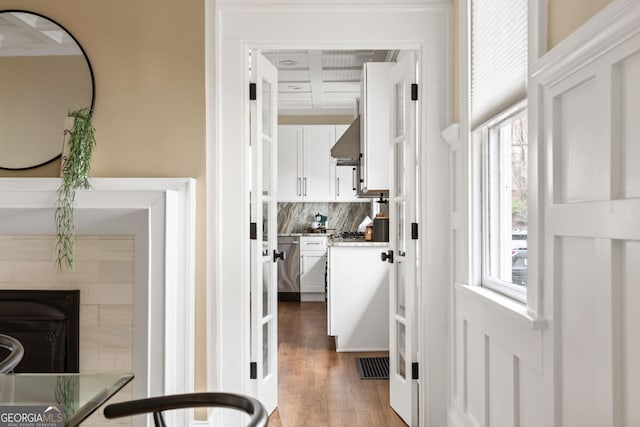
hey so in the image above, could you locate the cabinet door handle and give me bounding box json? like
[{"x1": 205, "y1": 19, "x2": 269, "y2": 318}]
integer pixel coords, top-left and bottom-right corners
[
  {"x1": 303, "y1": 177, "x2": 307, "y2": 196},
  {"x1": 297, "y1": 177, "x2": 302, "y2": 196},
  {"x1": 336, "y1": 177, "x2": 340, "y2": 197},
  {"x1": 352, "y1": 167, "x2": 357, "y2": 191},
  {"x1": 300, "y1": 255, "x2": 304, "y2": 274}
]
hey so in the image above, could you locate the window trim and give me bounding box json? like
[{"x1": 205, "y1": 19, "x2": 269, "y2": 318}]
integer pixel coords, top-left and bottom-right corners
[
  {"x1": 461, "y1": 0, "x2": 546, "y2": 313},
  {"x1": 477, "y1": 102, "x2": 528, "y2": 302}
]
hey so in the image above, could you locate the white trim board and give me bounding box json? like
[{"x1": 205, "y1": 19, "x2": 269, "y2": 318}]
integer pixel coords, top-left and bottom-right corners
[
  {"x1": 209, "y1": 1, "x2": 452, "y2": 425},
  {"x1": 0, "y1": 177, "x2": 196, "y2": 427}
]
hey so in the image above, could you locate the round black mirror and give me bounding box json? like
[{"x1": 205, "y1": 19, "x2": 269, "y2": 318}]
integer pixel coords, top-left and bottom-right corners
[{"x1": 0, "y1": 10, "x2": 94, "y2": 170}]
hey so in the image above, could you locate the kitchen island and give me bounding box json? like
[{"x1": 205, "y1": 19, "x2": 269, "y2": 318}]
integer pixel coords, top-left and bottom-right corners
[{"x1": 327, "y1": 240, "x2": 389, "y2": 352}]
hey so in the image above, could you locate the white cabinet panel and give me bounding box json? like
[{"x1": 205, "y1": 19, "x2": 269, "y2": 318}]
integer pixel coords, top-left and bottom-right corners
[
  {"x1": 333, "y1": 124, "x2": 360, "y2": 201},
  {"x1": 300, "y1": 252, "x2": 325, "y2": 293},
  {"x1": 302, "y1": 126, "x2": 333, "y2": 201},
  {"x1": 277, "y1": 125, "x2": 333, "y2": 201},
  {"x1": 360, "y1": 62, "x2": 393, "y2": 196},
  {"x1": 335, "y1": 165, "x2": 358, "y2": 201},
  {"x1": 278, "y1": 126, "x2": 302, "y2": 201},
  {"x1": 328, "y1": 245, "x2": 389, "y2": 351},
  {"x1": 300, "y1": 236, "x2": 327, "y2": 297}
]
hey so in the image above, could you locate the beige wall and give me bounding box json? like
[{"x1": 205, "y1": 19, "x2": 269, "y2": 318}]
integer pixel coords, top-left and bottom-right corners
[
  {"x1": 451, "y1": 0, "x2": 613, "y2": 122},
  {"x1": 0, "y1": 0, "x2": 207, "y2": 393},
  {"x1": 548, "y1": 0, "x2": 613, "y2": 48}
]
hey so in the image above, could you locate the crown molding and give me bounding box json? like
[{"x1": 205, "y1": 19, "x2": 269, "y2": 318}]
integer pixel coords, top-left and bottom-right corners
[{"x1": 531, "y1": 0, "x2": 640, "y2": 87}]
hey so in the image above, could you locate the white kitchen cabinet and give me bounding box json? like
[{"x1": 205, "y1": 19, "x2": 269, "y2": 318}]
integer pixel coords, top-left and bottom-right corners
[
  {"x1": 300, "y1": 236, "x2": 327, "y2": 301},
  {"x1": 333, "y1": 124, "x2": 360, "y2": 202},
  {"x1": 277, "y1": 125, "x2": 333, "y2": 201},
  {"x1": 327, "y1": 243, "x2": 389, "y2": 351},
  {"x1": 278, "y1": 126, "x2": 302, "y2": 201},
  {"x1": 359, "y1": 62, "x2": 393, "y2": 197}
]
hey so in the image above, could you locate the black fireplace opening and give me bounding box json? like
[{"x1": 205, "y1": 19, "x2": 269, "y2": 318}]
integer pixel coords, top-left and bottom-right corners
[{"x1": 0, "y1": 290, "x2": 80, "y2": 373}]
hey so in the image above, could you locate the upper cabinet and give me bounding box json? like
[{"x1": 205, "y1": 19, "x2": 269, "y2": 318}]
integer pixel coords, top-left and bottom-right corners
[
  {"x1": 333, "y1": 125, "x2": 359, "y2": 202},
  {"x1": 278, "y1": 125, "x2": 333, "y2": 202},
  {"x1": 359, "y1": 62, "x2": 393, "y2": 197}
]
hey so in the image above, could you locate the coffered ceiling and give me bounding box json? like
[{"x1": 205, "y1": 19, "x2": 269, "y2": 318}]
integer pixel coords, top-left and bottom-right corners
[
  {"x1": 262, "y1": 49, "x2": 396, "y2": 116},
  {"x1": 0, "y1": 12, "x2": 82, "y2": 57}
]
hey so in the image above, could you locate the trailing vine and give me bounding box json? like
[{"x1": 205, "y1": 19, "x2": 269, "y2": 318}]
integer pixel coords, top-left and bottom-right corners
[{"x1": 55, "y1": 107, "x2": 96, "y2": 271}]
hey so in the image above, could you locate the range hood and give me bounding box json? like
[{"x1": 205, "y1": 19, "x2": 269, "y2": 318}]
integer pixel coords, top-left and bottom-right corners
[{"x1": 330, "y1": 115, "x2": 360, "y2": 166}]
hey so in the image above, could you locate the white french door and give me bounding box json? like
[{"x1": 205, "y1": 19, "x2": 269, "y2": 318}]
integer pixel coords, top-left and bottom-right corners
[
  {"x1": 249, "y1": 51, "x2": 279, "y2": 414},
  {"x1": 387, "y1": 51, "x2": 418, "y2": 425}
]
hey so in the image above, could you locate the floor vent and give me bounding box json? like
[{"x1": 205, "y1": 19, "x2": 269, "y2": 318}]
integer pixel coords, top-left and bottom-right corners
[{"x1": 355, "y1": 356, "x2": 389, "y2": 379}]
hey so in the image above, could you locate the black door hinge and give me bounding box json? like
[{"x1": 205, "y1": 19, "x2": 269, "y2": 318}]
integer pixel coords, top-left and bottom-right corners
[
  {"x1": 250, "y1": 362, "x2": 257, "y2": 379},
  {"x1": 411, "y1": 223, "x2": 419, "y2": 240},
  {"x1": 250, "y1": 222, "x2": 257, "y2": 240},
  {"x1": 249, "y1": 83, "x2": 257, "y2": 100},
  {"x1": 411, "y1": 84, "x2": 418, "y2": 101},
  {"x1": 412, "y1": 362, "x2": 419, "y2": 380}
]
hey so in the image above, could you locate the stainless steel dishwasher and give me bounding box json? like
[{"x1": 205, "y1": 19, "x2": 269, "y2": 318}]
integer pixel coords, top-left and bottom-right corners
[{"x1": 277, "y1": 236, "x2": 300, "y2": 301}]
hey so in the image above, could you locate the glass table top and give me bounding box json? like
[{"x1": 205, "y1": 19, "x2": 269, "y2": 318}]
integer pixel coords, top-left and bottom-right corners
[{"x1": 0, "y1": 373, "x2": 133, "y2": 426}]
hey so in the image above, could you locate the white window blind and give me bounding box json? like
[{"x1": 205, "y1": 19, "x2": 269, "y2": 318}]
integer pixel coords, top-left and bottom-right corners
[{"x1": 471, "y1": 0, "x2": 528, "y2": 128}]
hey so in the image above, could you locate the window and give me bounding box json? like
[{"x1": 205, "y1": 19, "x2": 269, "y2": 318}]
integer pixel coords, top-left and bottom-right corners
[
  {"x1": 471, "y1": 0, "x2": 529, "y2": 300},
  {"x1": 480, "y1": 107, "x2": 528, "y2": 299}
]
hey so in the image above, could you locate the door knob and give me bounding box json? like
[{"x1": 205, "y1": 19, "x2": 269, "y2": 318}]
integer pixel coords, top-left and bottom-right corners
[
  {"x1": 380, "y1": 250, "x2": 394, "y2": 263},
  {"x1": 273, "y1": 250, "x2": 286, "y2": 263}
]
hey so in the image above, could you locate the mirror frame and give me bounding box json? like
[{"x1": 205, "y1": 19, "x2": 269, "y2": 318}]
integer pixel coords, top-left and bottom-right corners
[{"x1": 0, "y1": 9, "x2": 95, "y2": 170}]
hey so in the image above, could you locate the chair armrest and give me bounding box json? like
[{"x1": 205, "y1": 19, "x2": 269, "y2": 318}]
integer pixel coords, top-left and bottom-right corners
[{"x1": 103, "y1": 392, "x2": 268, "y2": 427}]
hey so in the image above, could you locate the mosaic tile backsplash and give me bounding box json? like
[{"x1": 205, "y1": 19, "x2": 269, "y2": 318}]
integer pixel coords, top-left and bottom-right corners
[{"x1": 278, "y1": 202, "x2": 373, "y2": 234}]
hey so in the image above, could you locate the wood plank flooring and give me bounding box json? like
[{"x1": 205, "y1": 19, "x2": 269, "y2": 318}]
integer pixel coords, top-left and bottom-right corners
[{"x1": 268, "y1": 301, "x2": 407, "y2": 427}]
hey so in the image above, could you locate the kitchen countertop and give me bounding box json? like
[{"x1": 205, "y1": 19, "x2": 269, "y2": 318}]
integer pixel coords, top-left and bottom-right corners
[
  {"x1": 278, "y1": 233, "x2": 389, "y2": 246},
  {"x1": 278, "y1": 232, "x2": 331, "y2": 237},
  {"x1": 328, "y1": 240, "x2": 389, "y2": 247}
]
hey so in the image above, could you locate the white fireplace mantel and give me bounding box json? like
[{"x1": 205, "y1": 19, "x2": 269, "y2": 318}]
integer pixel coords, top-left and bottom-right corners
[{"x1": 0, "y1": 177, "x2": 196, "y2": 426}]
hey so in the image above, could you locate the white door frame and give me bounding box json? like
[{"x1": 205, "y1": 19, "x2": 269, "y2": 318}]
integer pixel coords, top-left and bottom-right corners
[{"x1": 207, "y1": 1, "x2": 452, "y2": 425}]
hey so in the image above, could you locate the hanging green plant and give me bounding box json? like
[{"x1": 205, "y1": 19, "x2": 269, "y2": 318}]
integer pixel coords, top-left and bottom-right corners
[{"x1": 55, "y1": 107, "x2": 96, "y2": 271}]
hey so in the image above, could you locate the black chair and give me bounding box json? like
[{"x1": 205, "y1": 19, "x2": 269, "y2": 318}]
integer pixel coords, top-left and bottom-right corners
[
  {"x1": 0, "y1": 333, "x2": 24, "y2": 373},
  {"x1": 104, "y1": 392, "x2": 268, "y2": 427}
]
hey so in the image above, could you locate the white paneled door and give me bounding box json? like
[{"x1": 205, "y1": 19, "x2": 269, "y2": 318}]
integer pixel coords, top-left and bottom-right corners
[
  {"x1": 249, "y1": 51, "x2": 279, "y2": 414},
  {"x1": 387, "y1": 51, "x2": 419, "y2": 425}
]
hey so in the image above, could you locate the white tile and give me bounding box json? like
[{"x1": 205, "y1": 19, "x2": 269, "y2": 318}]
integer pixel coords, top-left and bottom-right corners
[
  {"x1": 82, "y1": 283, "x2": 133, "y2": 305},
  {"x1": 99, "y1": 305, "x2": 133, "y2": 326},
  {"x1": 98, "y1": 351, "x2": 133, "y2": 371},
  {"x1": 81, "y1": 324, "x2": 132, "y2": 351},
  {"x1": 99, "y1": 261, "x2": 134, "y2": 283},
  {"x1": 79, "y1": 348, "x2": 101, "y2": 372},
  {"x1": 76, "y1": 239, "x2": 134, "y2": 262},
  {"x1": 0, "y1": 238, "x2": 54, "y2": 261},
  {"x1": 80, "y1": 305, "x2": 100, "y2": 327}
]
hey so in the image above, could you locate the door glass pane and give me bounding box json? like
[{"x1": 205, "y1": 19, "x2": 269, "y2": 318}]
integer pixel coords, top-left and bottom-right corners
[
  {"x1": 263, "y1": 322, "x2": 270, "y2": 378},
  {"x1": 395, "y1": 141, "x2": 404, "y2": 197},
  {"x1": 397, "y1": 322, "x2": 406, "y2": 379},
  {"x1": 263, "y1": 260, "x2": 271, "y2": 317},
  {"x1": 262, "y1": 202, "x2": 269, "y2": 253},
  {"x1": 395, "y1": 81, "x2": 405, "y2": 137},
  {"x1": 396, "y1": 202, "x2": 405, "y2": 255},
  {"x1": 396, "y1": 260, "x2": 406, "y2": 318},
  {"x1": 262, "y1": 137, "x2": 272, "y2": 196},
  {"x1": 262, "y1": 79, "x2": 272, "y2": 138}
]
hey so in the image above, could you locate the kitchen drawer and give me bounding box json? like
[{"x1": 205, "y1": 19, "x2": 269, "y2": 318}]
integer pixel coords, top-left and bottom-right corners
[{"x1": 299, "y1": 236, "x2": 327, "y2": 252}]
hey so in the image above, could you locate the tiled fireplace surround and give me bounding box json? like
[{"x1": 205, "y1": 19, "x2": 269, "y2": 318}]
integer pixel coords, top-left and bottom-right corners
[{"x1": 0, "y1": 178, "x2": 195, "y2": 427}]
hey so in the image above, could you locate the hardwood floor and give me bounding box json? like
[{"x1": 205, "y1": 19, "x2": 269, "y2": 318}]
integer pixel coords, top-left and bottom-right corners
[{"x1": 268, "y1": 301, "x2": 407, "y2": 427}]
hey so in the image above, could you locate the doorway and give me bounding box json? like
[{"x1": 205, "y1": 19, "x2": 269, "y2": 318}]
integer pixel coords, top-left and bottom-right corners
[{"x1": 209, "y1": 2, "x2": 452, "y2": 425}]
